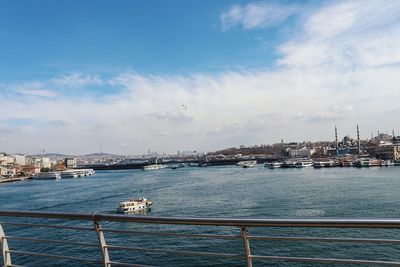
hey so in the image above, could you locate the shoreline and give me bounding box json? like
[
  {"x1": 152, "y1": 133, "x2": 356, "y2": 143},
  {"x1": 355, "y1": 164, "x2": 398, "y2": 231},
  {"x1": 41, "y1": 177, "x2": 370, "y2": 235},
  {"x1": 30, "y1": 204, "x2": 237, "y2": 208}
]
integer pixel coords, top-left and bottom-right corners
[{"x1": 0, "y1": 176, "x2": 32, "y2": 184}]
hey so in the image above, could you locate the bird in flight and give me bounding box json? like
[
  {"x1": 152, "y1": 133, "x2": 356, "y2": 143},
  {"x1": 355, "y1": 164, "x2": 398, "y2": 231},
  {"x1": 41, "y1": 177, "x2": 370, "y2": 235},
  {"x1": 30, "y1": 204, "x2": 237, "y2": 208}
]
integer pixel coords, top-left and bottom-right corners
[{"x1": 180, "y1": 103, "x2": 187, "y2": 111}]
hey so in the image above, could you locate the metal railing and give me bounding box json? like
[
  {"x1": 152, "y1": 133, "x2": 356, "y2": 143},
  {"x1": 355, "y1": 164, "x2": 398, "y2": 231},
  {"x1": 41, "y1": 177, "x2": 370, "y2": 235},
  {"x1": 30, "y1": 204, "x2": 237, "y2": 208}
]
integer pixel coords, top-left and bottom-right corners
[{"x1": 2, "y1": 210, "x2": 400, "y2": 266}]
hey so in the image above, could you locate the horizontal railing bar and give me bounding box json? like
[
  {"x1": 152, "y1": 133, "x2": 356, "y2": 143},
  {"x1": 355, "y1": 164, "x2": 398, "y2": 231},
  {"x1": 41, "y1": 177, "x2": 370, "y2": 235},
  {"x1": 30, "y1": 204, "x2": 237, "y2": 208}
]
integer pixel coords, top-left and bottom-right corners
[
  {"x1": 250, "y1": 255, "x2": 400, "y2": 266},
  {"x1": 9, "y1": 250, "x2": 102, "y2": 264},
  {"x1": 248, "y1": 235, "x2": 400, "y2": 244},
  {"x1": 0, "y1": 221, "x2": 93, "y2": 231},
  {"x1": 108, "y1": 261, "x2": 157, "y2": 267},
  {"x1": 95, "y1": 215, "x2": 400, "y2": 228},
  {"x1": 3, "y1": 210, "x2": 400, "y2": 228},
  {"x1": 5, "y1": 235, "x2": 99, "y2": 247},
  {"x1": 0, "y1": 210, "x2": 94, "y2": 220},
  {"x1": 106, "y1": 244, "x2": 244, "y2": 258},
  {"x1": 102, "y1": 228, "x2": 241, "y2": 239}
]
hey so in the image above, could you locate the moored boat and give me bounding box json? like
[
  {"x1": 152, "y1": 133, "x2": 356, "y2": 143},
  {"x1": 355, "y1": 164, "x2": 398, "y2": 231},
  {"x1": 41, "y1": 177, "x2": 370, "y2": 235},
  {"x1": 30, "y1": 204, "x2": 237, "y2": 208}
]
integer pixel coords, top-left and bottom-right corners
[
  {"x1": 143, "y1": 164, "x2": 166, "y2": 171},
  {"x1": 354, "y1": 158, "x2": 381, "y2": 167},
  {"x1": 33, "y1": 172, "x2": 61, "y2": 180},
  {"x1": 382, "y1": 160, "x2": 395, "y2": 166},
  {"x1": 295, "y1": 160, "x2": 313, "y2": 168},
  {"x1": 281, "y1": 161, "x2": 296, "y2": 168},
  {"x1": 241, "y1": 160, "x2": 257, "y2": 168},
  {"x1": 60, "y1": 171, "x2": 78, "y2": 178},
  {"x1": 267, "y1": 162, "x2": 282, "y2": 169}
]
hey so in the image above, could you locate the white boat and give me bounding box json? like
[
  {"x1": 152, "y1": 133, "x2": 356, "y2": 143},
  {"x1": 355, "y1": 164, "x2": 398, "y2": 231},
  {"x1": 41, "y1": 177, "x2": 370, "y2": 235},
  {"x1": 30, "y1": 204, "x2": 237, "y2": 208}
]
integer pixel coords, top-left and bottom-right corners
[
  {"x1": 238, "y1": 160, "x2": 257, "y2": 168},
  {"x1": 117, "y1": 197, "x2": 153, "y2": 213},
  {"x1": 33, "y1": 172, "x2": 61, "y2": 180},
  {"x1": 268, "y1": 162, "x2": 282, "y2": 169},
  {"x1": 143, "y1": 164, "x2": 166, "y2": 171},
  {"x1": 188, "y1": 163, "x2": 199, "y2": 167},
  {"x1": 295, "y1": 160, "x2": 313, "y2": 168},
  {"x1": 382, "y1": 160, "x2": 395, "y2": 167},
  {"x1": 60, "y1": 171, "x2": 78, "y2": 178}
]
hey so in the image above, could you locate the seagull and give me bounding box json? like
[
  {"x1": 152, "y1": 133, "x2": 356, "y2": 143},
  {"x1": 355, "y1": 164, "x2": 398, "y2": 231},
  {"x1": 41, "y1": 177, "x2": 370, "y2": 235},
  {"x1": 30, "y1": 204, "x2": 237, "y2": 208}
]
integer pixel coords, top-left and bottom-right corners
[{"x1": 180, "y1": 103, "x2": 187, "y2": 111}]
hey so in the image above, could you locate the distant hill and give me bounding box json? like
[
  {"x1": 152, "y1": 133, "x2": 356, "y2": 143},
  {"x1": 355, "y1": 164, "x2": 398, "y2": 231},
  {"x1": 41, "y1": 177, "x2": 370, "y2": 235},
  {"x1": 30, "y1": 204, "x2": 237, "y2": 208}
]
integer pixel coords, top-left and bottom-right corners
[
  {"x1": 29, "y1": 153, "x2": 73, "y2": 158},
  {"x1": 81, "y1": 152, "x2": 119, "y2": 157},
  {"x1": 28, "y1": 152, "x2": 120, "y2": 158}
]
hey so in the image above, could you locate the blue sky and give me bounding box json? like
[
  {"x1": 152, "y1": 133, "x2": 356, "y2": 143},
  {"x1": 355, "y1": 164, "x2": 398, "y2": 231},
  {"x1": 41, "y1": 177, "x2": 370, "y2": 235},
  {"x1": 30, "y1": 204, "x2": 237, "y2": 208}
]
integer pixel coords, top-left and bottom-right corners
[
  {"x1": 1, "y1": 0, "x2": 400, "y2": 154},
  {"x1": 0, "y1": 0, "x2": 292, "y2": 80}
]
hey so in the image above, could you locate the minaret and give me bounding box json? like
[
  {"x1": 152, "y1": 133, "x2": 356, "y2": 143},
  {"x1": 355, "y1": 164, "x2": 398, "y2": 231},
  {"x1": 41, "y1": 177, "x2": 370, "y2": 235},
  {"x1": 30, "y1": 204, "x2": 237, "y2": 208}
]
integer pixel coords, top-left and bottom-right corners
[
  {"x1": 357, "y1": 124, "x2": 361, "y2": 155},
  {"x1": 392, "y1": 129, "x2": 395, "y2": 137},
  {"x1": 335, "y1": 126, "x2": 338, "y2": 149}
]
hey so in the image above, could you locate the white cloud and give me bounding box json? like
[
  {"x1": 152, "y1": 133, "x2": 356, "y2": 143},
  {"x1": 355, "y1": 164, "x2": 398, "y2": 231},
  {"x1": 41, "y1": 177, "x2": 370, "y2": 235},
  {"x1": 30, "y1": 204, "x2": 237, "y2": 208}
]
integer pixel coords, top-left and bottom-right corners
[
  {"x1": 220, "y1": 1, "x2": 297, "y2": 30},
  {"x1": 3, "y1": 0, "x2": 400, "y2": 154},
  {"x1": 278, "y1": 0, "x2": 400, "y2": 68},
  {"x1": 50, "y1": 73, "x2": 103, "y2": 88}
]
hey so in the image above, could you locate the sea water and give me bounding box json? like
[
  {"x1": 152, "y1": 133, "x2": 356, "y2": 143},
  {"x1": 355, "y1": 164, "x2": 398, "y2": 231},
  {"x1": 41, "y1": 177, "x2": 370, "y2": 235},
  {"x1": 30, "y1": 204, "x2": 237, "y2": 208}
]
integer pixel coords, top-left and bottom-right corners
[{"x1": 1, "y1": 166, "x2": 400, "y2": 266}]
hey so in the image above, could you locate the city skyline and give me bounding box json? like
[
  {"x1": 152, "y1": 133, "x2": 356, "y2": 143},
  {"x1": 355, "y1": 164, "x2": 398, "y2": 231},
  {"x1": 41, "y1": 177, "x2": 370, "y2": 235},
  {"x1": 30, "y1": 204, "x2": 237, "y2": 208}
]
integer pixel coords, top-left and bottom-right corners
[{"x1": 1, "y1": 0, "x2": 400, "y2": 154}]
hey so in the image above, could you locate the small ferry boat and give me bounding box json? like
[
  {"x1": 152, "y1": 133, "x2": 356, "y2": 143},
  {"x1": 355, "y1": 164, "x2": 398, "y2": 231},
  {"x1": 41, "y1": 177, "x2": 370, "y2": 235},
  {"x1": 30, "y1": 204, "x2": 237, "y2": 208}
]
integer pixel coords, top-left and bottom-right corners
[
  {"x1": 33, "y1": 172, "x2": 61, "y2": 180},
  {"x1": 340, "y1": 159, "x2": 354, "y2": 167},
  {"x1": 313, "y1": 161, "x2": 327, "y2": 168},
  {"x1": 188, "y1": 163, "x2": 199, "y2": 167},
  {"x1": 267, "y1": 162, "x2": 282, "y2": 169},
  {"x1": 240, "y1": 160, "x2": 257, "y2": 168},
  {"x1": 60, "y1": 171, "x2": 78, "y2": 178},
  {"x1": 295, "y1": 160, "x2": 313, "y2": 168},
  {"x1": 354, "y1": 158, "x2": 381, "y2": 168},
  {"x1": 117, "y1": 197, "x2": 153, "y2": 213},
  {"x1": 170, "y1": 163, "x2": 186, "y2": 169},
  {"x1": 281, "y1": 161, "x2": 296, "y2": 168},
  {"x1": 143, "y1": 164, "x2": 166, "y2": 171},
  {"x1": 382, "y1": 160, "x2": 395, "y2": 166}
]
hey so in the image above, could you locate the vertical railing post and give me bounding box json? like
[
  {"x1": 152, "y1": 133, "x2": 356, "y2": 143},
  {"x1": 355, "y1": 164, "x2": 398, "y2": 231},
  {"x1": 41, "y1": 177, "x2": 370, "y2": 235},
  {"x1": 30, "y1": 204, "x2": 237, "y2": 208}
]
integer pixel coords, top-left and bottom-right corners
[
  {"x1": 241, "y1": 226, "x2": 252, "y2": 267},
  {"x1": 93, "y1": 220, "x2": 110, "y2": 267},
  {"x1": 0, "y1": 223, "x2": 12, "y2": 267}
]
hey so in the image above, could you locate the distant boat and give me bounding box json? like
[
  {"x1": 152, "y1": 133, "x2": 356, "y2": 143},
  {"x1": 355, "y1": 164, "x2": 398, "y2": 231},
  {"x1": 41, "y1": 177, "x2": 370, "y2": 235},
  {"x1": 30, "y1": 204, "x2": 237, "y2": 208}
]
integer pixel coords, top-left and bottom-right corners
[
  {"x1": 117, "y1": 197, "x2": 153, "y2": 213},
  {"x1": 354, "y1": 158, "x2": 381, "y2": 167},
  {"x1": 382, "y1": 160, "x2": 395, "y2": 166},
  {"x1": 170, "y1": 163, "x2": 186, "y2": 169},
  {"x1": 188, "y1": 163, "x2": 199, "y2": 167},
  {"x1": 281, "y1": 161, "x2": 296, "y2": 168},
  {"x1": 60, "y1": 171, "x2": 78, "y2": 178},
  {"x1": 143, "y1": 164, "x2": 166, "y2": 171},
  {"x1": 33, "y1": 172, "x2": 61, "y2": 180},
  {"x1": 267, "y1": 162, "x2": 282, "y2": 169},
  {"x1": 240, "y1": 160, "x2": 257, "y2": 168},
  {"x1": 340, "y1": 159, "x2": 354, "y2": 167},
  {"x1": 295, "y1": 160, "x2": 313, "y2": 168},
  {"x1": 313, "y1": 161, "x2": 330, "y2": 168}
]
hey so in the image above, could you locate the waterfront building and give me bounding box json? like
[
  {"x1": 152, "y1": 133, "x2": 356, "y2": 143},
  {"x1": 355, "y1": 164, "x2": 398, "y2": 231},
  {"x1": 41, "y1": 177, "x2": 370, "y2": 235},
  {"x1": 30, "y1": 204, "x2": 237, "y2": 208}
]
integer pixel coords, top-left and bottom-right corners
[
  {"x1": 14, "y1": 153, "x2": 27, "y2": 166},
  {"x1": 21, "y1": 165, "x2": 41, "y2": 176},
  {"x1": 0, "y1": 166, "x2": 16, "y2": 177},
  {"x1": 287, "y1": 147, "x2": 316, "y2": 158},
  {"x1": 64, "y1": 157, "x2": 77, "y2": 168},
  {"x1": 41, "y1": 157, "x2": 51, "y2": 169},
  {"x1": 374, "y1": 145, "x2": 400, "y2": 160},
  {"x1": 0, "y1": 153, "x2": 15, "y2": 165}
]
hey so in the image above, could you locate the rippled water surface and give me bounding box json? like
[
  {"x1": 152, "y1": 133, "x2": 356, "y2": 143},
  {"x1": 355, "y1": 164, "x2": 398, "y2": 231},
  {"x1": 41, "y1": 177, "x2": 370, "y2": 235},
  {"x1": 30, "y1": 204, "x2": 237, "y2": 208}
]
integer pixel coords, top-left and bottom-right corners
[{"x1": 1, "y1": 166, "x2": 400, "y2": 266}]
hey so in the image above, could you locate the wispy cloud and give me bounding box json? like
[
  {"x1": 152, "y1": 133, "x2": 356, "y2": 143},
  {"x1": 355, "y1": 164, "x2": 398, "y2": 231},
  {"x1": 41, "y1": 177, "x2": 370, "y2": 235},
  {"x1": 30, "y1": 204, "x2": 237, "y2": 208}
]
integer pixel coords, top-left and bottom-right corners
[
  {"x1": 278, "y1": 0, "x2": 400, "y2": 68},
  {"x1": 50, "y1": 73, "x2": 103, "y2": 88},
  {"x1": 220, "y1": 1, "x2": 298, "y2": 31}
]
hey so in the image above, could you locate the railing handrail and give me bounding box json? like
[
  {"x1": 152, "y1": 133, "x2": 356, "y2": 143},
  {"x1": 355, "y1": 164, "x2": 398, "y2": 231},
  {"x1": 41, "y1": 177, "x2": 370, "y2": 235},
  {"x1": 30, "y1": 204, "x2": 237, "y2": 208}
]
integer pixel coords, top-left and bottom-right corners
[
  {"x1": 2, "y1": 210, "x2": 400, "y2": 228},
  {"x1": 4, "y1": 210, "x2": 400, "y2": 266}
]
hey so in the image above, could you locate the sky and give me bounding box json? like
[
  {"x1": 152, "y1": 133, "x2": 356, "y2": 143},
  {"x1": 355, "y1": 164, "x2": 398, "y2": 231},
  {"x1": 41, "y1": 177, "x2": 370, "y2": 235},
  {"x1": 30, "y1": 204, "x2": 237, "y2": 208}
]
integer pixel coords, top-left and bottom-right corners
[{"x1": 1, "y1": 0, "x2": 400, "y2": 155}]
